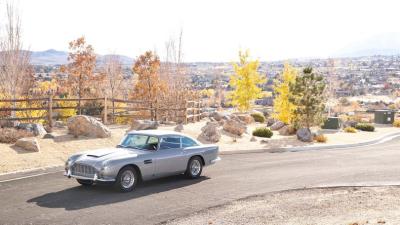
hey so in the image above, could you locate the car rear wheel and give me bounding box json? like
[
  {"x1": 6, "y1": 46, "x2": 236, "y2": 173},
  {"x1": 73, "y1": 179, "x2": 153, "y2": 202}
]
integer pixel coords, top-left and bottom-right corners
[
  {"x1": 114, "y1": 166, "x2": 138, "y2": 192},
  {"x1": 185, "y1": 156, "x2": 203, "y2": 179},
  {"x1": 77, "y1": 179, "x2": 93, "y2": 186}
]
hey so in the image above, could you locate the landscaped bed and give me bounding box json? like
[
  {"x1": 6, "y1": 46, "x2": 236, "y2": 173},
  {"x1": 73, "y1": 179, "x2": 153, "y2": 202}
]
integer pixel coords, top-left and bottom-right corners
[{"x1": 0, "y1": 120, "x2": 399, "y2": 174}]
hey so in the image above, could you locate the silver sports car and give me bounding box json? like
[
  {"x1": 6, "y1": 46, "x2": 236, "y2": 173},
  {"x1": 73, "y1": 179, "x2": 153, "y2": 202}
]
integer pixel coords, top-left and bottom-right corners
[{"x1": 64, "y1": 130, "x2": 220, "y2": 192}]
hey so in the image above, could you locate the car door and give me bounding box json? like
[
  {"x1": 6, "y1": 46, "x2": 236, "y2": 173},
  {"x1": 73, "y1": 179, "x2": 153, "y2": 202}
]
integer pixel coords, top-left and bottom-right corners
[
  {"x1": 153, "y1": 136, "x2": 188, "y2": 177},
  {"x1": 139, "y1": 136, "x2": 158, "y2": 180}
]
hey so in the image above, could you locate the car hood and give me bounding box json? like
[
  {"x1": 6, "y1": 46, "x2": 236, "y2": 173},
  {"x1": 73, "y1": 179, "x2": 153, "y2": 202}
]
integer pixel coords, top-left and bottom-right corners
[{"x1": 73, "y1": 147, "x2": 147, "y2": 167}]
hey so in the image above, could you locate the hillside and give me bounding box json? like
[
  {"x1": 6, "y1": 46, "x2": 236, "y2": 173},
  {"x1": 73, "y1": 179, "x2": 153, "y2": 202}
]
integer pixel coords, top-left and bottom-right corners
[{"x1": 29, "y1": 49, "x2": 134, "y2": 66}]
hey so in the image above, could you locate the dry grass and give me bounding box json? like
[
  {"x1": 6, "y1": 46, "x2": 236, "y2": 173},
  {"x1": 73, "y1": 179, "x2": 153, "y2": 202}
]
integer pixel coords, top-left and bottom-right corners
[
  {"x1": 393, "y1": 120, "x2": 400, "y2": 128},
  {"x1": 314, "y1": 134, "x2": 327, "y2": 143},
  {"x1": 344, "y1": 127, "x2": 357, "y2": 133}
]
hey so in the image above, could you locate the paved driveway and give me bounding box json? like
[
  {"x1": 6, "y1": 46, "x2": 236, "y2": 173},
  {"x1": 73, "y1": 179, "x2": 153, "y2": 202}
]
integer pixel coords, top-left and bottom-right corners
[{"x1": 1, "y1": 138, "x2": 400, "y2": 225}]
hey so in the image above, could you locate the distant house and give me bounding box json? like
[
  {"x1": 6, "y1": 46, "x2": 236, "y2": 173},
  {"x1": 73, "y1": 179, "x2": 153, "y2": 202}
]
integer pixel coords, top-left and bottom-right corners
[{"x1": 255, "y1": 96, "x2": 274, "y2": 106}]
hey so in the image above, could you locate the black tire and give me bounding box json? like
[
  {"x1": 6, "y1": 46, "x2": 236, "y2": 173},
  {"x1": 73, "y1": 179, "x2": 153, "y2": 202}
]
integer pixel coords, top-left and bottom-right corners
[
  {"x1": 114, "y1": 166, "x2": 138, "y2": 192},
  {"x1": 77, "y1": 179, "x2": 93, "y2": 186},
  {"x1": 185, "y1": 156, "x2": 203, "y2": 179}
]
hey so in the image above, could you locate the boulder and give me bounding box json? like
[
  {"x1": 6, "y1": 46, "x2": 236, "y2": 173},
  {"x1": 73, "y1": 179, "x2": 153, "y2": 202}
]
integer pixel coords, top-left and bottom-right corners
[
  {"x1": 222, "y1": 115, "x2": 232, "y2": 121},
  {"x1": 343, "y1": 120, "x2": 358, "y2": 128},
  {"x1": 0, "y1": 120, "x2": 19, "y2": 128},
  {"x1": 162, "y1": 121, "x2": 176, "y2": 125},
  {"x1": 250, "y1": 136, "x2": 257, "y2": 142},
  {"x1": 15, "y1": 137, "x2": 40, "y2": 152},
  {"x1": 209, "y1": 112, "x2": 229, "y2": 121},
  {"x1": 266, "y1": 118, "x2": 276, "y2": 127},
  {"x1": 174, "y1": 124, "x2": 184, "y2": 132},
  {"x1": 54, "y1": 121, "x2": 65, "y2": 128},
  {"x1": 130, "y1": 120, "x2": 159, "y2": 131},
  {"x1": 296, "y1": 128, "x2": 313, "y2": 142},
  {"x1": 43, "y1": 133, "x2": 55, "y2": 139},
  {"x1": 235, "y1": 113, "x2": 254, "y2": 124},
  {"x1": 67, "y1": 115, "x2": 111, "y2": 138},
  {"x1": 278, "y1": 125, "x2": 296, "y2": 136},
  {"x1": 17, "y1": 123, "x2": 34, "y2": 132},
  {"x1": 209, "y1": 112, "x2": 224, "y2": 121},
  {"x1": 32, "y1": 123, "x2": 47, "y2": 137},
  {"x1": 223, "y1": 118, "x2": 247, "y2": 136},
  {"x1": 271, "y1": 121, "x2": 285, "y2": 131},
  {"x1": 200, "y1": 122, "x2": 221, "y2": 142},
  {"x1": 201, "y1": 112, "x2": 210, "y2": 118}
]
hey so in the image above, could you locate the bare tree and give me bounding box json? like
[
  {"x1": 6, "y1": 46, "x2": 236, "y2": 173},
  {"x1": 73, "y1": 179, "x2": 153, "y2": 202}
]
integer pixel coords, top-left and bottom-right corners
[
  {"x1": 160, "y1": 29, "x2": 198, "y2": 121},
  {"x1": 0, "y1": 3, "x2": 33, "y2": 103},
  {"x1": 102, "y1": 54, "x2": 124, "y2": 122}
]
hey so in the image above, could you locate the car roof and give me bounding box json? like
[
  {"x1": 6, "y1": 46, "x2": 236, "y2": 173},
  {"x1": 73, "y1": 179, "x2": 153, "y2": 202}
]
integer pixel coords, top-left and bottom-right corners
[{"x1": 127, "y1": 129, "x2": 185, "y2": 137}]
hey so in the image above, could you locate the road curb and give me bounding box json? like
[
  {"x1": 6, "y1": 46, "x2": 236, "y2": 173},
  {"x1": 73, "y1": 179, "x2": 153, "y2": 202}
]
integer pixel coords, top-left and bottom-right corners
[
  {"x1": 0, "y1": 165, "x2": 64, "y2": 183},
  {"x1": 220, "y1": 131, "x2": 400, "y2": 155}
]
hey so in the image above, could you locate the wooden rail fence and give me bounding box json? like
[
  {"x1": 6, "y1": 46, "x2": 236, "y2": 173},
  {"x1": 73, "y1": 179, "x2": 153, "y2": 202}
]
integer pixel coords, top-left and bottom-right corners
[{"x1": 0, "y1": 96, "x2": 204, "y2": 126}]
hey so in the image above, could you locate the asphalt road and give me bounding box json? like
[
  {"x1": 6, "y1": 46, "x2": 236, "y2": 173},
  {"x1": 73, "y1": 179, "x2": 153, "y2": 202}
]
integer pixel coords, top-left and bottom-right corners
[{"x1": 1, "y1": 139, "x2": 400, "y2": 225}]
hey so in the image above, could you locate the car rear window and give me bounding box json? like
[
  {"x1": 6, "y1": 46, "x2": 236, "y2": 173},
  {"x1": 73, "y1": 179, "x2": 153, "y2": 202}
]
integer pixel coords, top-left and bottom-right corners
[{"x1": 182, "y1": 137, "x2": 198, "y2": 147}]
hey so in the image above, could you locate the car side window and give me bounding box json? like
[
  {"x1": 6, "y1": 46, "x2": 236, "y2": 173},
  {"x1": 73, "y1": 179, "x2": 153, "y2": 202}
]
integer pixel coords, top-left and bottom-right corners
[
  {"x1": 181, "y1": 137, "x2": 198, "y2": 148},
  {"x1": 159, "y1": 137, "x2": 181, "y2": 150}
]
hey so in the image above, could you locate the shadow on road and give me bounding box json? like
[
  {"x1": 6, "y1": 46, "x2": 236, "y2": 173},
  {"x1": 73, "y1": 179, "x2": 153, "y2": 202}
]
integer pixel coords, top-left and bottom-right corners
[{"x1": 27, "y1": 175, "x2": 209, "y2": 211}]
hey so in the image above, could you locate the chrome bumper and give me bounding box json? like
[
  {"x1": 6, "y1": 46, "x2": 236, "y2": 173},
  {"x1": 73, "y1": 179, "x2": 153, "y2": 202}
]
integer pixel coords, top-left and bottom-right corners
[{"x1": 64, "y1": 170, "x2": 115, "y2": 182}]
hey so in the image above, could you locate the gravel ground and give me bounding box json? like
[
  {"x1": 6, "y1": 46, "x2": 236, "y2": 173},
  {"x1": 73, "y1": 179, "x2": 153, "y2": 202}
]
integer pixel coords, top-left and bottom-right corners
[{"x1": 165, "y1": 186, "x2": 400, "y2": 225}]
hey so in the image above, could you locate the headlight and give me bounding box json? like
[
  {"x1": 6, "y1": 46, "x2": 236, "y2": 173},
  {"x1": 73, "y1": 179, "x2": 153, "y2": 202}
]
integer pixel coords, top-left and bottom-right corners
[
  {"x1": 65, "y1": 159, "x2": 72, "y2": 168},
  {"x1": 99, "y1": 165, "x2": 110, "y2": 177},
  {"x1": 100, "y1": 165, "x2": 109, "y2": 172}
]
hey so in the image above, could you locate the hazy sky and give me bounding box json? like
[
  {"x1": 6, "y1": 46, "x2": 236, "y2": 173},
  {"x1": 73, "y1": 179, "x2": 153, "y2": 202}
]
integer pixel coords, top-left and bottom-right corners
[{"x1": 5, "y1": 0, "x2": 400, "y2": 61}]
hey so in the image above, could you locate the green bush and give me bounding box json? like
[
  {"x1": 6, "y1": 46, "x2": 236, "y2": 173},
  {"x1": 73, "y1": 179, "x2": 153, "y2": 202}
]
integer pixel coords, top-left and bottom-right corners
[
  {"x1": 252, "y1": 127, "x2": 273, "y2": 138},
  {"x1": 355, "y1": 123, "x2": 375, "y2": 132},
  {"x1": 251, "y1": 113, "x2": 266, "y2": 123}
]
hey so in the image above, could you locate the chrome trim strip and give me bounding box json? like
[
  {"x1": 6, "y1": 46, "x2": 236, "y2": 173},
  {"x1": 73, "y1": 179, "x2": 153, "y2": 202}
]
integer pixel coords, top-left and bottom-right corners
[{"x1": 64, "y1": 172, "x2": 115, "y2": 182}]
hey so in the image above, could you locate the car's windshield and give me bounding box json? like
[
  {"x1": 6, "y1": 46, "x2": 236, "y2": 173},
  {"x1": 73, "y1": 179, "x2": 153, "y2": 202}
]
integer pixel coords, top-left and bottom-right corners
[{"x1": 120, "y1": 134, "x2": 159, "y2": 151}]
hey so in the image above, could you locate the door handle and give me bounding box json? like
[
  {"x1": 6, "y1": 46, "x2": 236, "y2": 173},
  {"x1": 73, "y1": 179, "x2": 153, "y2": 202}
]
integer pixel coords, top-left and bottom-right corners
[{"x1": 144, "y1": 159, "x2": 153, "y2": 164}]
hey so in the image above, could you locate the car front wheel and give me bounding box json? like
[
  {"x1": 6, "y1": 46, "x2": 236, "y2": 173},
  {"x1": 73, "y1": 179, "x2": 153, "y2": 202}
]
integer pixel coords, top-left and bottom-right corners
[
  {"x1": 115, "y1": 166, "x2": 138, "y2": 192},
  {"x1": 185, "y1": 156, "x2": 203, "y2": 179}
]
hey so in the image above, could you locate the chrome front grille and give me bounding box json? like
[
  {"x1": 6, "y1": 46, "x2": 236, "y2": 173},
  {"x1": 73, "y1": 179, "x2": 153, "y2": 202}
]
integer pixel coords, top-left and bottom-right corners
[{"x1": 71, "y1": 163, "x2": 97, "y2": 178}]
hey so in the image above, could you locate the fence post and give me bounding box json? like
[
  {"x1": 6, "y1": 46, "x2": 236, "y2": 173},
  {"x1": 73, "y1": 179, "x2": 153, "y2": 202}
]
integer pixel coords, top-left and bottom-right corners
[
  {"x1": 103, "y1": 96, "x2": 108, "y2": 124},
  {"x1": 48, "y1": 96, "x2": 53, "y2": 128},
  {"x1": 184, "y1": 100, "x2": 188, "y2": 124}
]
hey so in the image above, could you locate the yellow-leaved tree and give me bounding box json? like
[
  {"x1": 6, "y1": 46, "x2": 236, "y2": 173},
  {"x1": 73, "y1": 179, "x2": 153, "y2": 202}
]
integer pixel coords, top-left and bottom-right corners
[
  {"x1": 272, "y1": 63, "x2": 297, "y2": 124},
  {"x1": 229, "y1": 50, "x2": 265, "y2": 112}
]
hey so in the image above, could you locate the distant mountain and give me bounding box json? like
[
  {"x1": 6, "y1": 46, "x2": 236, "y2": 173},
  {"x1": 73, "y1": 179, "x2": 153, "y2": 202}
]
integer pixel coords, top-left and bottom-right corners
[
  {"x1": 29, "y1": 49, "x2": 134, "y2": 66},
  {"x1": 31, "y1": 49, "x2": 68, "y2": 65},
  {"x1": 333, "y1": 33, "x2": 400, "y2": 58}
]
